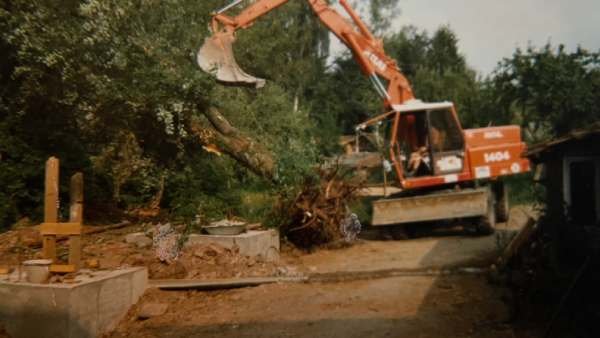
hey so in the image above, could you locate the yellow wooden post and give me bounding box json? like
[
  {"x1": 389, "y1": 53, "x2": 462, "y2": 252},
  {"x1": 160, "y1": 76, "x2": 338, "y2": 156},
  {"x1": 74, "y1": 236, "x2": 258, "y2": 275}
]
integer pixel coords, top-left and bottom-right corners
[
  {"x1": 68, "y1": 173, "x2": 83, "y2": 269},
  {"x1": 43, "y1": 157, "x2": 59, "y2": 261}
]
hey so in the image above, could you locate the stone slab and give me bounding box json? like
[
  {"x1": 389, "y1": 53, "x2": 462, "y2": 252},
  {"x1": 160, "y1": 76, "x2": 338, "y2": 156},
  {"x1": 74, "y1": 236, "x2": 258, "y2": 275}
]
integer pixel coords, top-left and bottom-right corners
[
  {"x1": 186, "y1": 230, "x2": 280, "y2": 262},
  {"x1": 0, "y1": 267, "x2": 147, "y2": 338}
]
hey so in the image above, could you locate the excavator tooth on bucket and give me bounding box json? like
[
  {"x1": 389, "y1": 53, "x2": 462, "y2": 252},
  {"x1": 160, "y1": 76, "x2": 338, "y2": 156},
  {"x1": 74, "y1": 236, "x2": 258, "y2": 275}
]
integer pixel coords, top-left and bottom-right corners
[{"x1": 197, "y1": 32, "x2": 266, "y2": 88}]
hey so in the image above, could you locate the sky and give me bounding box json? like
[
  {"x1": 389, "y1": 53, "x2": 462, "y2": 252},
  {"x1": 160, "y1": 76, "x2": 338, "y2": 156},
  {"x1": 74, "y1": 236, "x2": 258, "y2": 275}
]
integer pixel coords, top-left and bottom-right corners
[
  {"x1": 395, "y1": 0, "x2": 600, "y2": 75},
  {"x1": 332, "y1": 0, "x2": 600, "y2": 76}
]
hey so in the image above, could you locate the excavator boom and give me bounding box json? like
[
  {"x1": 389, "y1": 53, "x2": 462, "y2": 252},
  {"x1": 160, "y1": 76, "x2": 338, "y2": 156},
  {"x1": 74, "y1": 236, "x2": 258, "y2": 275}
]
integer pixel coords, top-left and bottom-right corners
[{"x1": 197, "y1": 0, "x2": 414, "y2": 106}]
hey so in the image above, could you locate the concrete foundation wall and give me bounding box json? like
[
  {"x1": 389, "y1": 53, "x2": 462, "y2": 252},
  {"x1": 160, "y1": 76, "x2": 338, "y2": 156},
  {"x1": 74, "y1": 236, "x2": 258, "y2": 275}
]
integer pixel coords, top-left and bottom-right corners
[
  {"x1": 0, "y1": 267, "x2": 147, "y2": 338},
  {"x1": 186, "y1": 230, "x2": 280, "y2": 262}
]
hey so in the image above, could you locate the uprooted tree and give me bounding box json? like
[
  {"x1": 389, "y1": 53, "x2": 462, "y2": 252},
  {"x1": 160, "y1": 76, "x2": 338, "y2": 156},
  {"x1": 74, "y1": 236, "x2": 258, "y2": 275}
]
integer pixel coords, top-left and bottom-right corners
[
  {"x1": 275, "y1": 167, "x2": 364, "y2": 248},
  {"x1": 189, "y1": 107, "x2": 364, "y2": 248}
]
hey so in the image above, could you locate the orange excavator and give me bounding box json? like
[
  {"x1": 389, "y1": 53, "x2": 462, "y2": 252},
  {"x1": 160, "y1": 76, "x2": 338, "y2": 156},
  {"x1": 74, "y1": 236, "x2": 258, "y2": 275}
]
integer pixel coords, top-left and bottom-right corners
[{"x1": 198, "y1": 0, "x2": 530, "y2": 234}]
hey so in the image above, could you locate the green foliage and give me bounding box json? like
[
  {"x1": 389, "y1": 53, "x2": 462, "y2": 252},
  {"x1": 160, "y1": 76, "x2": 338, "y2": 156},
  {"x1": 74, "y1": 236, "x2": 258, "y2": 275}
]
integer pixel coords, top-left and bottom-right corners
[
  {"x1": 311, "y1": 24, "x2": 481, "y2": 140},
  {"x1": 387, "y1": 26, "x2": 481, "y2": 128},
  {"x1": 348, "y1": 0, "x2": 400, "y2": 33},
  {"x1": 0, "y1": 0, "x2": 325, "y2": 228},
  {"x1": 486, "y1": 44, "x2": 600, "y2": 140},
  {"x1": 1, "y1": 0, "x2": 599, "y2": 231},
  {"x1": 0, "y1": 0, "x2": 219, "y2": 228},
  {"x1": 165, "y1": 153, "x2": 242, "y2": 222}
]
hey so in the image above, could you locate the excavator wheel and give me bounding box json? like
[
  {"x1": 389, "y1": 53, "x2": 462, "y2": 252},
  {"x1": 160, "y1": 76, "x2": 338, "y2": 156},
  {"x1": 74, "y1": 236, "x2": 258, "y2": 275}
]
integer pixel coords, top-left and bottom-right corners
[
  {"x1": 493, "y1": 181, "x2": 509, "y2": 223},
  {"x1": 475, "y1": 188, "x2": 496, "y2": 235}
]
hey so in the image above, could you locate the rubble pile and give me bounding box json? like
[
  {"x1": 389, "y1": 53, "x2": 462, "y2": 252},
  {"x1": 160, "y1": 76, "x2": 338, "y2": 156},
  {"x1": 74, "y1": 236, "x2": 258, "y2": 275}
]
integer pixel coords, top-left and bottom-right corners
[{"x1": 0, "y1": 222, "x2": 281, "y2": 282}]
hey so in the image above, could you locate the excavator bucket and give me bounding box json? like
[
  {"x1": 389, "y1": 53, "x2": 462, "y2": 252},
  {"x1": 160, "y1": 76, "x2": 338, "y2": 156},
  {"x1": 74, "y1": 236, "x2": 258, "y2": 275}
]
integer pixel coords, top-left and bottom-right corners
[{"x1": 197, "y1": 32, "x2": 266, "y2": 88}]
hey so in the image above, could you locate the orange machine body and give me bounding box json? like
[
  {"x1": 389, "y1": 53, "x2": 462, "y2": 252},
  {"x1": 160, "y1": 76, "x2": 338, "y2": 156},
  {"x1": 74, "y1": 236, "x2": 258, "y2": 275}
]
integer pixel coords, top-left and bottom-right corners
[
  {"x1": 384, "y1": 107, "x2": 530, "y2": 190},
  {"x1": 200, "y1": 0, "x2": 531, "y2": 191}
]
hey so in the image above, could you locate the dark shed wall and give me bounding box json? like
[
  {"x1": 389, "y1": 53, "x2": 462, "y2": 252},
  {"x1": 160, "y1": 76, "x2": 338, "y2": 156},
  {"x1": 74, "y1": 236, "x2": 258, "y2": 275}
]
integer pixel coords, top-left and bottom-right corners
[
  {"x1": 532, "y1": 135, "x2": 600, "y2": 218},
  {"x1": 542, "y1": 157, "x2": 564, "y2": 220}
]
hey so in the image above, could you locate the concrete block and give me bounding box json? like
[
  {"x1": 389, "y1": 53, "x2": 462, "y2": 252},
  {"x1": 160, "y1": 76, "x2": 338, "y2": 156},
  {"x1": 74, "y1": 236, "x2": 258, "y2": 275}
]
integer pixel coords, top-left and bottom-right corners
[
  {"x1": 0, "y1": 267, "x2": 147, "y2": 338},
  {"x1": 137, "y1": 303, "x2": 168, "y2": 319},
  {"x1": 186, "y1": 230, "x2": 280, "y2": 262},
  {"x1": 124, "y1": 232, "x2": 152, "y2": 248}
]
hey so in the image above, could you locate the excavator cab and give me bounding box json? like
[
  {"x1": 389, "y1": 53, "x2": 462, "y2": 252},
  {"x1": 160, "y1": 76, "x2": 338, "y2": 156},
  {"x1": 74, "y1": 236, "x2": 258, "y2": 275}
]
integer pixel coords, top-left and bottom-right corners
[
  {"x1": 426, "y1": 107, "x2": 466, "y2": 175},
  {"x1": 398, "y1": 108, "x2": 465, "y2": 178},
  {"x1": 362, "y1": 100, "x2": 467, "y2": 187}
]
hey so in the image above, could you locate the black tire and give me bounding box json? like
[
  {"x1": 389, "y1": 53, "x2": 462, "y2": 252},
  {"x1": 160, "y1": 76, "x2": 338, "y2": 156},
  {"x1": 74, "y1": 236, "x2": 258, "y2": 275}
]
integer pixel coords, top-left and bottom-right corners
[
  {"x1": 476, "y1": 188, "x2": 496, "y2": 235},
  {"x1": 494, "y1": 181, "x2": 509, "y2": 223}
]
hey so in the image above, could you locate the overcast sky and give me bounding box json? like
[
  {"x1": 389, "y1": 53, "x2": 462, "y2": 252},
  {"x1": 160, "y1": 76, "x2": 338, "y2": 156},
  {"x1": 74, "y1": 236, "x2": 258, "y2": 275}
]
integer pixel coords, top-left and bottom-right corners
[
  {"x1": 331, "y1": 0, "x2": 600, "y2": 76},
  {"x1": 394, "y1": 0, "x2": 600, "y2": 75}
]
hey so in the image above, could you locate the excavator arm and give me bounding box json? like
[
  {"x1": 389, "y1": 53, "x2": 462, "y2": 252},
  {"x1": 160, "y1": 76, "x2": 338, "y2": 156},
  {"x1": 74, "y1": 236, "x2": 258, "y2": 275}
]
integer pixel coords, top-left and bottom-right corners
[{"x1": 198, "y1": 0, "x2": 415, "y2": 108}]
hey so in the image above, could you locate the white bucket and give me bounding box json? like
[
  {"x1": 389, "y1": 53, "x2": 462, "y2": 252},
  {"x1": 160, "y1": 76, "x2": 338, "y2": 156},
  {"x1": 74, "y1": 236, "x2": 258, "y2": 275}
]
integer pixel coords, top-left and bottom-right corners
[{"x1": 22, "y1": 259, "x2": 52, "y2": 284}]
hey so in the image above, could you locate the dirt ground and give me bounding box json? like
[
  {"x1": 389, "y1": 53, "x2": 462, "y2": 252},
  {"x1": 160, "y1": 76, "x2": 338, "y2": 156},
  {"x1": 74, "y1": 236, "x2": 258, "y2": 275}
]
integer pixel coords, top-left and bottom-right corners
[
  {"x1": 106, "y1": 207, "x2": 540, "y2": 338},
  {"x1": 1, "y1": 207, "x2": 542, "y2": 337},
  {"x1": 290, "y1": 206, "x2": 533, "y2": 276},
  {"x1": 110, "y1": 274, "x2": 540, "y2": 338}
]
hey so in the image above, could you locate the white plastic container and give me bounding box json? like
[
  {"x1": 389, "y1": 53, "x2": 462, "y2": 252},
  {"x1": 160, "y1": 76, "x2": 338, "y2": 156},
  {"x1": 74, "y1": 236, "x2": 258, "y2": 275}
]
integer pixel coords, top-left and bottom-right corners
[{"x1": 22, "y1": 259, "x2": 52, "y2": 283}]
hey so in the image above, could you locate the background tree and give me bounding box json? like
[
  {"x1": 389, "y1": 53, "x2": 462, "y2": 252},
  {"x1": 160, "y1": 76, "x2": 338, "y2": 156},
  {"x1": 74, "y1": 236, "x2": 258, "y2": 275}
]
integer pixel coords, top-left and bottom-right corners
[
  {"x1": 311, "y1": 24, "x2": 481, "y2": 143},
  {"x1": 486, "y1": 44, "x2": 600, "y2": 140},
  {"x1": 2, "y1": 0, "x2": 600, "y2": 230},
  {"x1": 0, "y1": 0, "x2": 325, "y2": 227}
]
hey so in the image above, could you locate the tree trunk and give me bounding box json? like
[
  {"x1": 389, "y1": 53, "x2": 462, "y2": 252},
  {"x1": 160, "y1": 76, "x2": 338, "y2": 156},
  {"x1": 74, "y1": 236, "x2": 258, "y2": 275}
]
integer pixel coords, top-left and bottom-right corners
[{"x1": 189, "y1": 107, "x2": 276, "y2": 181}]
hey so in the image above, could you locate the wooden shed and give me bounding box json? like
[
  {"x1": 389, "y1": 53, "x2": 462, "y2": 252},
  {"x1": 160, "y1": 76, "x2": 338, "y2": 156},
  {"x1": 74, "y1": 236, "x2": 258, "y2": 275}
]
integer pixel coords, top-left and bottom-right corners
[{"x1": 528, "y1": 123, "x2": 600, "y2": 227}]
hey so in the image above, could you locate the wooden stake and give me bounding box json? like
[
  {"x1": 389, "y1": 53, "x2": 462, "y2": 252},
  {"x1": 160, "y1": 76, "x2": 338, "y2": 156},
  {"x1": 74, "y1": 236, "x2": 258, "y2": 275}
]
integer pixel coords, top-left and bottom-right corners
[
  {"x1": 43, "y1": 157, "x2": 59, "y2": 261},
  {"x1": 69, "y1": 173, "x2": 84, "y2": 223},
  {"x1": 69, "y1": 172, "x2": 83, "y2": 269}
]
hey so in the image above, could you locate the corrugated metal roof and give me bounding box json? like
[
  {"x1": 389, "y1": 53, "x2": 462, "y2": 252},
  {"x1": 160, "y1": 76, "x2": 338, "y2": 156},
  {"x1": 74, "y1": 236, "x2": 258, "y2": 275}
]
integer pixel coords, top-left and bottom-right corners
[{"x1": 526, "y1": 122, "x2": 600, "y2": 157}]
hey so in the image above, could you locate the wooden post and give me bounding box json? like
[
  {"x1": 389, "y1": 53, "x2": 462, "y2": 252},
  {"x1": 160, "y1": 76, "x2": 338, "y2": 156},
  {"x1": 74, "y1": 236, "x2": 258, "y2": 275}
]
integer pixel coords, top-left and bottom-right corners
[
  {"x1": 69, "y1": 173, "x2": 83, "y2": 269},
  {"x1": 43, "y1": 157, "x2": 59, "y2": 261}
]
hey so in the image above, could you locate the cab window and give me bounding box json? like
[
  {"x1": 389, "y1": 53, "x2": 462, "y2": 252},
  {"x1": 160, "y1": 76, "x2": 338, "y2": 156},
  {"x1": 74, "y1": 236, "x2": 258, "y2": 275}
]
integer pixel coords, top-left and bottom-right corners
[{"x1": 427, "y1": 109, "x2": 464, "y2": 153}]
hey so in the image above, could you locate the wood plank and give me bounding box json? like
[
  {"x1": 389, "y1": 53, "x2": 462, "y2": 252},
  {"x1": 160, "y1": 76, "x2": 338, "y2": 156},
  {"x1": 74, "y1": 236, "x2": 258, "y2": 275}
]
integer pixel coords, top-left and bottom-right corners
[
  {"x1": 44, "y1": 157, "x2": 59, "y2": 223},
  {"x1": 24, "y1": 221, "x2": 131, "y2": 249},
  {"x1": 69, "y1": 172, "x2": 84, "y2": 270},
  {"x1": 49, "y1": 264, "x2": 76, "y2": 274},
  {"x1": 43, "y1": 236, "x2": 57, "y2": 262},
  {"x1": 150, "y1": 277, "x2": 308, "y2": 290},
  {"x1": 69, "y1": 172, "x2": 84, "y2": 223},
  {"x1": 358, "y1": 186, "x2": 403, "y2": 197},
  {"x1": 69, "y1": 236, "x2": 81, "y2": 269},
  {"x1": 43, "y1": 157, "x2": 59, "y2": 260},
  {"x1": 498, "y1": 216, "x2": 537, "y2": 267},
  {"x1": 83, "y1": 221, "x2": 130, "y2": 235},
  {"x1": 40, "y1": 222, "x2": 82, "y2": 236}
]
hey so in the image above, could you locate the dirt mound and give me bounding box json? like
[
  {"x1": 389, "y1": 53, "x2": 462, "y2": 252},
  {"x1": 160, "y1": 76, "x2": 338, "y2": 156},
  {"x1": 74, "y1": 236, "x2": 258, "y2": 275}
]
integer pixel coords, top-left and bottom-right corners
[
  {"x1": 0, "y1": 227, "x2": 43, "y2": 267},
  {"x1": 0, "y1": 223, "x2": 281, "y2": 281},
  {"x1": 148, "y1": 244, "x2": 279, "y2": 280},
  {"x1": 87, "y1": 238, "x2": 280, "y2": 280}
]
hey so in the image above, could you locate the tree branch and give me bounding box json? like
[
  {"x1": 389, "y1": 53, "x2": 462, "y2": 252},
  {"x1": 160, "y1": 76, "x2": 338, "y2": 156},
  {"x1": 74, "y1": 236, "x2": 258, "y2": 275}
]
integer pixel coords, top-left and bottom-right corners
[{"x1": 188, "y1": 107, "x2": 276, "y2": 182}]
